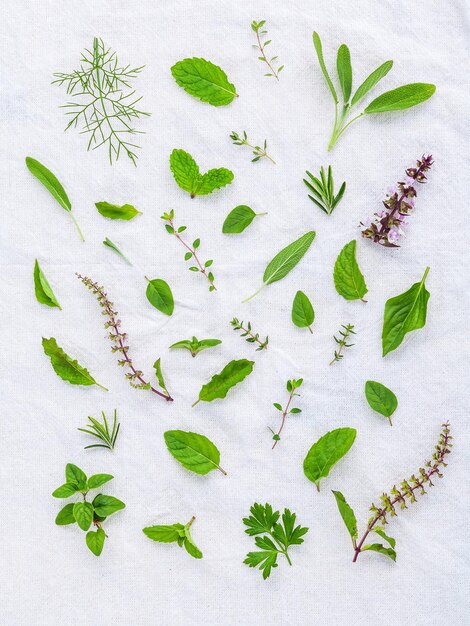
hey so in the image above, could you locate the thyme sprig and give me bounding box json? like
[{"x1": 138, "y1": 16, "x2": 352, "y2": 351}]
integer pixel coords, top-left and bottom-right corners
[
  {"x1": 230, "y1": 131, "x2": 276, "y2": 164},
  {"x1": 251, "y1": 20, "x2": 283, "y2": 80},
  {"x1": 231, "y1": 318, "x2": 268, "y2": 351},
  {"x1": 330, "y1": 323, "x2": 356, "y2": 365},
  {"x1": 161, "y1": 210, "x2": 216, "y2": 292},
  {"x1": 78, "y1": 410, "x2": 120, "y2": 450},
  {"x1": 53, "y1": 37, "x2": 150, "y2": 165},
  {"x1": 270, "y1": 379, "x2": 303, "y2": 448},
  {"x1": 76, "y1": 274, "x2": 173, "y2": 401}
]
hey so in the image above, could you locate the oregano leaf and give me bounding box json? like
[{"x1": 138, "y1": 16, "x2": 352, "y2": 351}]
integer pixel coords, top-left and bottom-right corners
[
  {"x1": 33, "y1": 260, "x2": 61, "y2": 310},
  {"x1": 171, "y1": 57, "x2": 238, "y2": 106},
  {"x1": 303, "y1": 427, "x2": 357, "y2": 491},
  {"x1": 92, "y1": 494, "x2": 126, "y2": 517},
  {"x1": 55, "y1": 503, "x2": 76, "y2": 525},
  {"x1": 86, "y1": 527, "x2": 106, "y2": 556},
  {"x1": 73, "y1": 501, "x2": 94, "y2": 531},
  {"x1": 333, "y1": 240, "x2": 368, "y2": 301}
]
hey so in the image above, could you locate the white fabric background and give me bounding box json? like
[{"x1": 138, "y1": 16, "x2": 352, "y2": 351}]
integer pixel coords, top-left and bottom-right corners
[{"x1": 1, "y1": 1, "x2": 469, "y2": 624}]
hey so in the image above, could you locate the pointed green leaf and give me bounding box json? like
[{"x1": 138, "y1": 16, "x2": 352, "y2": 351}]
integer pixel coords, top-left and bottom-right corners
[
  {"x1": 365, "y1": 381, "x2": 398, "y2": 423},
  {"x1": 333, "y1": 240, "x2": 368, "y2": 301},
  {"x1": 303, "y1": 428, "x2": 357, "y2": 490},
  {"x1": 312, "y1": 32, "x2": 338, "y2": 104},
  {"x1": 52, "y1": 483, "x2": 79, "y2": 498},
  {"x1": 143, "y1": 524, "x2": 185, "y2": 543},
  {"x1": 364, "y1": 83, "x2": 436, "y2": 113},
  {"x1": 351, "y1": 60, "x2": 393, "y2": 107},
  {"x1": 362, "y1": 543, "x2": 396, "y2": 562},
  {"x1": 42, "y1": 337, "x2": 107, "y2": 390},
  {"x1": 171, "y1": 57, "x2": 238, "y2": 106},
  {"x1": 55, "y1": 503, "x2": 76, "y2": 525},
  {"x1": 102, "y1": 238, "x2": 132, "y2": 265},
  {"x1": 337, "y1": 44, "x2": 352, "y2": 103},
  {"x1": 73, "y1": 501, "x2": 94, "y2": 531},
  {"x1": 374, "y1": 528, "x2": 396, "y2": 548},
  {"x1": 95, "y1": 201, "x2": 141, "y2": 221},
  {"x1": 193, "y1": 359, "x2": 254, "y2": 405},
  {"x1": 263, "y1": 232, "x2": 316, "y2": 287},
  {"x1": 184, "y1": 537, "x2": 203, "y2": 559},
  {"x1": 153, "y1": 358, "x2": 169, "y2": 395},
  {"x1": 145, "y1": 278, "x2": 174, "y2": 316},
  {"x1": 33, "y1": 260, "x2": 61, "y2": 309},
  {"x1": 65, "y1": 463, "x2": 87, "y2": 488},
  {"x1": 26, "y1": 157, "x2": 71, "y2": 211},
  {"x1": 92, "y1": 494, "x2": 126, "y2": 517},
  {"x1": 222, "y1": 205, "x2": 259, "y2": 234},
  {"x1": 87, "y1": 474, "x2": 113, "y2": 489},
  {"x1": 291, "y1": 290, "x2": 314, "y2": 332},
  {"x1": 86, "y1": 527, "x2": 106, "y2": 556},
  {"x1": 164, "y1": 430, "x2": 225, "y2": 475},
  {"x1": 332, "y1": 490, "x2": 357, "y2": 540}
]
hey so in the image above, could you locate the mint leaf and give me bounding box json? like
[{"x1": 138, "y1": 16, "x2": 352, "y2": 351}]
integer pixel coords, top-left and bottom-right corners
[
  {"x1": 170, "y1": 149, "x2": 233, "y2": 197},
  {"x1": 143, "y1": 524, "x2": 185, "y2": 543},
  {"x1": 65, "y1": 463, "x2": 87, "y2": 489},
  {"x1": 171, "y1": 57, "x2": 238, "y2": 106}
]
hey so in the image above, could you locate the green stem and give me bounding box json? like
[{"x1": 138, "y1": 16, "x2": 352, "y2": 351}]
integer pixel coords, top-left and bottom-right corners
[
  {"x1": 96, "y1": 382, "x2": 109, "y2": 391},
  {"x1": 256, "y1": 212, "x2": 268, "y2": 216},
  {"x1": 70, "y1": 213, "x2": 85, "y2": 242},
  {"x1": 242, "y1": 284, "x2": 265, "y2": 303},
  {"x1": 192, "y1": 399, "x2": 200, "y2": 408}
]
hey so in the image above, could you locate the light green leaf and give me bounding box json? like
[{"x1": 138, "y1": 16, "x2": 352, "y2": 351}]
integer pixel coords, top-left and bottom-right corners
[
  {"x1": 73, "y1": 501, "x2": 94, "y2": 531},
  {"x1": 365, "y1": 381, "x2": 398, "y2": 425},
  {"x1": 382, "y1": 267, "x2": 430, "y2": 356},
  {"x1": 197, "y1": 168, "x2": 234, "y2": 195},
  {"x1": 55, "y1": 503, "x2": 76, "y2": 525},
  {"x1": 171, "y1": 57, "x2": 238, "y2": 106},
  {"x1": 95, "y1": 201, "x2": 141, "y2": 221},
  {"x1": 184, "y1": 537, "x2": 203, "y2": 559},
  {"x1": 102, "y1": 238, "x2": 132, "y2": 265},
  {"x1": 333, "y1": 240, "x2": 368, "y2": 301},
  {"x1": 92, "y1": 494, "x2": 126, "y2": 517},
  {"x1": 86, "y1": 527, "x2": 106, "y2": 556},
  {"x1": 292, "y1": 291, "x2": 314, "y2": 333},
  {"x1": 33, "y1": 260, "x2": 61, "y2": 309},
  {"x1": 143, "y1": 524, "x2": 185, "y2": 543},
  {"x1": 52, "y1": 483, "x2": 79, "y2": 498},
  {"x1": 336, "y1": 44, "x2": 352, "y2": 103},
  {"x1": 332, "y1": 490, "x2": 357, "y2": 540},
  {"x1": 170, "y1": 337, "x2": 221, "y2": 357},
  {"x1": 364, "y1": 83, "x2": 436, "y2": 113},
  {"x1": 164, "y1": 430, "x2": 226, "y2": 475},
  {"x1": 170, "y1": 149, "x2": 233, "y2": 197},
  {"x1": 222, "y1": 205, "x2": 262, "y2": 234},
  {"x1": 65, "y1": 463, "x2": 87, "y2": 488},
  {"x1": 153, "y1": 358, "x2": 170, "y2": 396},
  {"x1": 362, "y1": 543, "x2": 396, "y2": 562},
  {"x1": 193, "y1": 359, "x2": 254, "y2": 406},
  {"x1": 145, "y1": 278, "x2": 174, "y2": 316},
  {"x1": 303, "y1": 427, "x2": 357, "y2": 491},
  {"x1": 87, "y1": 474, "x2": 114, "y2": 489},
  {"x1": 312, "y1": 32, "x2": 338, "y2": 104},
  {"x1": 351, "y1": 60, "x2": 393, "y2": 107},
  {"x1": 42, "y1": 337, "x2": 107, "y2": 390},
  {"x1": 374, "y1": 528, "x2": 396, "y2": 548}
]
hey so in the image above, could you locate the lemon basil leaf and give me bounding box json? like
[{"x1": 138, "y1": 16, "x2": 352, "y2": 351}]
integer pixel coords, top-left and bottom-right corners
[
  {"x1": 291, "y1": 291, "x2": 314, "y2": 333},
  {"x1": 365, "y1": 381, "x2": 398, "y2": 425},
  {"x1": 55, "y1": 503, "x2": 76, "y2": 525}
]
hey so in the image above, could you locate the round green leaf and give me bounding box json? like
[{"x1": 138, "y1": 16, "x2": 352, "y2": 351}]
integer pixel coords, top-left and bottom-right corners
[
  {"x1": 365, "y1": 381, "x2": 398, "y2": 423},
  {"x1": 292, "y1": 290, "x2": 314, "y2": 331},
  {"x1": 73, "y1": 501, "x2": 94, "y2": 531},
  {"x1": 146, "y1": 278, "x2": 174, "y2": 316},
  {"x1": 86, "y1": 527, "x2": 106, "y2": 556},
  {"x1": 92, "y1": 494, "x2": 126, "y2": 517},
  {"x1": 222, "y1": 205, "x2": 257, "y2": 234},
  {"x1": 164, "y1": 430, "x2": 225, "y2": 475}
]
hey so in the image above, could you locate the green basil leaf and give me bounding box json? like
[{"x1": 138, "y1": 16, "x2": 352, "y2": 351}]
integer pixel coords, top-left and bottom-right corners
[
  {"x1": 52, "y1": 483, "x2": 79, "y2": 499},
  {"x1": 73, "y1": 501, "x2": 94, "y2": 531},
  {"x1": 143, "y1": 524, "x2": 185, "y2": 543},
  {"x1": 34, "y1": 260, "x2": 61, "y2": 310},
  {"x1": 102, "y1": 238, "x2": 132, "y2": 265},
  {"x1": 65, "y1": 463, "x2": 87, "y2": 488},
  {"x1": 374, "y1": 528, "x2": 396, "y2": 548},
  {"x1": 292, "y1": 290, "x2": 314, "y2": 332},
  {"x1": 222, "y1": 205, "x2": 258, "y2": 233},
  {"x1": 332, "y1": 490, "x2": 357, "y2": 540},
  {"x1": 95, "y1": 201, "x2": 141, "y2": 221},
  {"x1": 350, "y1": 60, "x2": 393, "y2": 107},
  {"x1": 333, "y1": 240, "x2": 368, "y2": 301},
  {"x1": 336, "y1": 44, "x2": 352, "y2": 103},
  {"x1": 86, "y1": 527, "x2": 106, "y2": 556},
  {"x1": 92, "y1": 494, "x2": 126, "y2": 517},
  {"x1": 364, "y1": 83, "x2": 436, "y2": 114},
  {"x1": 365, "y1": 381, "x2": 398, "y2": 424},
  {"x1": 303, "y1": 427, "x2": 357, "y2": 491},
  {"x1": 171, "y1": 57, "x2": 238, "y2": 106},
  {"x1": 42, "y1": 337, "x2": 107, "y2": 390},
  {"x1": 164, "y1": 430, "x2": 226, "y2": 475},
  {"x1": 55, "y1": 503, "x2": 76, "y2": 525},
  {"x1": 362, "y1": 543, "x2": 396, "y2": 562},
  {"x1": 382, "y1": 267, "x2": 430, "y2": 356},
  {"x1": 170, "y1": 149, "x2": 233, "y2": 197},
  {"x1": 145, "y1": 278, "x2": 174, "y2": 316},
  {"x1": 87, "y1": 474, "x2": 114, "y2": 489},
  {"x1": 312, "y1": 32, "x2": 338, "y2": 104},
  {"x1": 193, "y1": 359, "x2": 254, "y2": 406}
]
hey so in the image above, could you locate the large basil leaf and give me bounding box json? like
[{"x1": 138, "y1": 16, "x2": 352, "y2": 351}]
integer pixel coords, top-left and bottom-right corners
[
  {"x1": 303, "y1": 427, "x2": 356, "y2": 490},
  {"x1": 164, "y1": 430, "x2": 226, "y2": 475}
]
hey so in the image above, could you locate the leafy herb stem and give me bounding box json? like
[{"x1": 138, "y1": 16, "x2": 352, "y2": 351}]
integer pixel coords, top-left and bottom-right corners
[
  {"x1": 272, "y1": 389, "x2": 295, "y2": 450},
  {"x1": 255, "y1": 28, "x2": 279, "y2": 81},
  {"x1": 230, "y1": 131, "x2": 276, "y2": 164},
  {"x1": 70, "y1": 212, "x2": 85, "y2": 242},
  {"x1": 330, "y1": 323, "x2": 356, "y2": 365},
  {"x1": 231, "y1": 318, "x2": 268, "y2": 351}
]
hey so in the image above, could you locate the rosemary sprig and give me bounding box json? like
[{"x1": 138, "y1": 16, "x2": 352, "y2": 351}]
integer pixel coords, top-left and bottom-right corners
[
  {"x1": 161, "y1": 210, "x2": 216, "y2": 292},
  {"x1": 78, "y1": 410, "x2": 120, "y2": 450},
  {"x1": 230, "y1": 131, "x2": 276, "y2": 164},
  {"x1": 251, "y1": 20, "x2": 283, "y2": 80},
  {"x1": 53, "y1": 37, "x2": 150, "y2": 165},
  {"x1": 303, "y1": 166, "x2": 346, "y2": 215},
  {"x1": 76, "y1": 274, "x2": 173, "y2": 401},
  {"x1": 231, "y1": 318, "x2": 268, "y2": 351},
  {"x1": 330, "y1": 323, "x2": 356, "y2": 365},
  {"x1": 270, "y1": 379, "x2": 303, "y2": 448}
]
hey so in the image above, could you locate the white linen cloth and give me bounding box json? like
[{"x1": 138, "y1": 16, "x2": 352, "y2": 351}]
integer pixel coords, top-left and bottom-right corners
[{"x1": 1, "y1": 1, "x2": 469, "y2": 624}]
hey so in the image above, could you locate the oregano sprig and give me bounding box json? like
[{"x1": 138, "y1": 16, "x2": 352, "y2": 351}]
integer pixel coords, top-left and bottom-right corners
[
  {"x1": 270, "y1": 379, "x2": 303, "y2": 448},
  {"x1": 231, "y1": 318, "x2": 268, "y2": 351},
  {"x1": 330, "y1": 323, "x2": 356, "y2": 365},
  {"x1": 161, "y1": 210, "x2": 216, "y2": 292},
  {"x1": 251, "y1": 20, "x2": 283, "y2": 80},
  {"x1": 230, "y1": 131, "x2": 276, "y2": 164},
  {"x1": 76, "y1": 274, "x2": 173, "y2": 401}
]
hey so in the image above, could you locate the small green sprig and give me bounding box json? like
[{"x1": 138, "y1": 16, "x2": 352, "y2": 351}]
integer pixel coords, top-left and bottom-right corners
[
  {"x1": 143, "y1": 516, "x2": 202, "y2": 559},
  {"x1": 230, "y1": 131, "x2": 276, "y2": 164},
  {"x1": 161, "y1": 210, "x2": 216, "y2": 292},
  {"x1": 270, "y1": 379, "x2": 303, "y2": 448},
  {"x1": 231, "y1": 318, "x2": 268, "y2": 351},
  {"x1": 330, "y1": 323, "x2": 356, "y2": 365},
  {"x1": 243, "y1": 503, "x2": 308, "y2": 579},
  {"x1": 251, "y1": 20, "x2": 283, "y2": 80},
  {"x1": 170, "y1": 337, "x2": 221, "y2": 358},
  {"x1": 303, "y1": 165, "x2": 346, "y2": 215},
  {"x1": 53, "y1": 463, "x2": 125, "y2": 556},
  {"x1": 78, "y1": 410, "x2": 120, "y2": 450}
]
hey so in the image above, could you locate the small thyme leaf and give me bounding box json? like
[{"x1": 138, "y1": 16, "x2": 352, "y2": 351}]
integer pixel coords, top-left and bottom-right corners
[
  {"x1": 329, "y1": 323, "x2": 356, "y2": 365},
  {"x1": 231, "y1": 318, "x2": 268, "y2": 351},
  {"x1": 230, "y1": 131, "x2": 276, "y2": 164},
  {"x1": 251, "y1": 20, "x2": 283, "y2": 80},
  {"x1": 270, "y1": 379, "x2": 303, "y2": 448}
]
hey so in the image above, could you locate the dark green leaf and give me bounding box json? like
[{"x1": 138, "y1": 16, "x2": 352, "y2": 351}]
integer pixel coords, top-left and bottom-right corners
[
  {"x1": 164, "y1": 430, "x2": 225, "y2": 475},
  {"x1": 171, "y1": 58, "x2": 238, "y2": 106},
  {"x1": 303, "y1": 428, "x2": 357, "y2": 490},
  {"x1": 337, "y1": 44, "x2": 352, "y2": 102},
  {"x1": 92, "y1": 494, "x2": 126, "y2": 517},
  {"x1": 95, "y1": 201, "x2": 141, "y2": 221},
  {"x1": 364, "y1": 83, "x2": 436, "y2": 113},
  {"x1": 362, "y1": 543, "x2": 396, "y2": 562},
  {"x1": 332, "y1": 490, "x2": 357, "y2": 540},
  {"x1": 365, "y1": 381, "x2": 398, "y2": 424},
  {"x1": 145, "y1": 278, "x2": 174, "y2": 316},
  {"x1": 333, "y1": 240, "x2": 368, "y2": 301},
  {"x1": 193, "y1": 359, "x2": 254, "y2": 405},
  {"x1": 291, "y1": 290, "x2": 314, "y2": 332},
  {"x1": 73, "y1": 501, "x2": 94, "y2": 531},
  {"x1": 33, "y1": 260, "x2": 61, "y2": 309},
  {"x1": 222, "y1": 205, "x2": 259, "y2": 234}
]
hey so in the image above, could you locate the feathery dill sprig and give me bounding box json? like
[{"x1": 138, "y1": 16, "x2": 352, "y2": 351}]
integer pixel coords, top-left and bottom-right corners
[
  {"x1": 230, "y1": 131, "x2": 276, "y2": 164},
  {"x1": 53, "y1": 37, "x2": 150, "y2": 165},
  {"x1": 231, "y1": 318, "x2": 268, "y2": 351},
  {"x1": 78, "y1": 409, "x2": 120, "y2": 450},
  {"x1": 76, "y1": 274, "x2": 173, "y2": 401},
  {"x1": 330, "y1": 323, "x2": 356, "y2": 365},
  {"x1": 251, "y1": 20, "x2": 283, "y2": 80}
]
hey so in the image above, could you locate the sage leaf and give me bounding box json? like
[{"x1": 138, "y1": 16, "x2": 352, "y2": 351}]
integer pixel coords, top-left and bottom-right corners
[
  {"x1": 365, "y1": 380, "x2": 398, "y2": 425},
  {"x1": 42, "y1": 337, "x2": 108, "y2": 390},
  {"x1": 364, "y1": 83, "x2": 436, "y2": 114},
  {"x1": 73, "y1": 501, "x2": 94, "y2": 531},
  {"x1": 103, "y1": 238, "x2": 132, "y2": 265},
  {"x1": 303, "y1": 427, "x2": 357, "y2": 491},
  {"x1": 33, "y1": 260, "x2": 61, "y2": 309},
  {"x1": 312, "y1": 32, "x2": 338, "y2": 104},
  {"x1": 92, "y1": 494, "x2": 126, "y2": 517},
  {"x1": 25, "y1": 156, "x2": 84, "y2": 241},
  {"x1": 170, "y1": 337, "x2": 221, "y2": 357},
  {"x1": 55, "y1": 503, "x2": 76, "y2": 525},
  {"x1": 193, "y1": 359, "x2": 254, "y2": 406},
  {"x1": 292, "y1": 291, "x2": 314, "y2": 333},
  {"x1": 87, "y1": 474, "x2": 113, "y2": 489},
  {"x1": 164, "y1": 430, "x2": 226, "y2": 475},
  {"x1": 382, "y1": 267, "x2": 430, "y2": 356},
  {"x1": 95, "y1": 201, "x2": 141, "y2": 221},
  {"x1": 332, "y1": 490, "x2": 357, "y2": 540},
  {"x1": 244, "y1": 231, "x2": 315, "y2": 301},
  {"x1": 336, "y1": 44, "x2": 352, "y2": 103},
  {"x1": 362, "y1": 543, "x2": 396, "y2": 562},
  {"x1": 170, "y1": 149, "x2": 234, "y2": 197},
  {"x1": 333, "y1": 240, "x2": 368, "y2": 301},
  {"x1": 222, "y1": 205, "x2": 265, "y2": 234},
  {"x1": 171, "y1": 57, "x2": 238, "y2": 106},
  {"x1": 86, "y1": 527, "x2": 106, "y2": 556},
  {"x1": 145, "y1": 277, "x2": 174, "y2": 316},
  {"x1": 351, "y1": 60, "x2": 393, "y2": 107}
]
